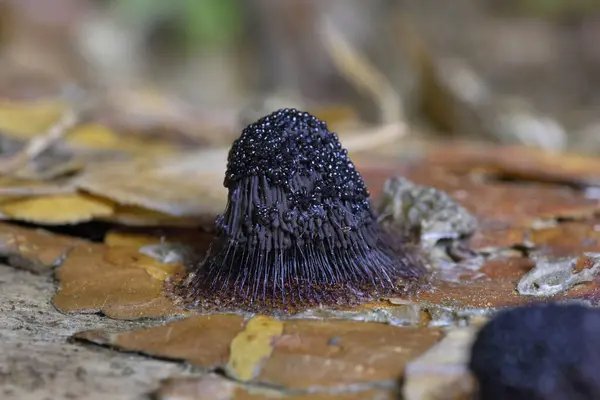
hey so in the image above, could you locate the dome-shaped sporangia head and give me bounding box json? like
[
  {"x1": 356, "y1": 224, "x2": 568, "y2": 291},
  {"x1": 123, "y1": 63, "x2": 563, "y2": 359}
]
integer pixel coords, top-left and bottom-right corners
[{"x1": 175, "y1": 108, "x2": 425, "y2": 313}]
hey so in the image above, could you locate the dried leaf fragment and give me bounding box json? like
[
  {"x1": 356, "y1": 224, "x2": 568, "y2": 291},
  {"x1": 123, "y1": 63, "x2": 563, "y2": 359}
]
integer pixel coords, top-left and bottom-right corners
[
  {"x1": 467, "y1": 226, "x2": 529, "y2": 252},
  {"x1": 0, "y1": 222, "x2": 81, "y2": 272},
  {"x1": 258, "y1": 320, "x2": 442, "y2": 389},
  {"x1": 75, "y1": 316, "x2": 441, "y2": 391},
  {"x1": 0, "y1": 193, "x2": 114, "y2": 224},
  {"x1": 74, "y1": 315, "x2": 245, "y2": 367},
  {"x1": 426, "y1": 144, "x2": 600, "y2": 186},
  {"x1": 364, "y1": 162, "x2": 600, "y2": 230},
  {"x1": 528, "y1": 220, "x2": 600, "y2": 257},
  {"x1": 53, "y1": 241, "x2": 190, "y2": 319},
  {"x1": 226, "y1": 316, "x2": 284, "y2": 382},
  {"x1": 75, "y1": 151, "x2": 227, "y2": 217}
]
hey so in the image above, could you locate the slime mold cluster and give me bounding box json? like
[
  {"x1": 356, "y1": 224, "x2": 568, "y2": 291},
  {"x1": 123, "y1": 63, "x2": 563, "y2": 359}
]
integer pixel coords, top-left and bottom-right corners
[{"x1": 176, "y1": 108, "x2": 423, "y2": 312}]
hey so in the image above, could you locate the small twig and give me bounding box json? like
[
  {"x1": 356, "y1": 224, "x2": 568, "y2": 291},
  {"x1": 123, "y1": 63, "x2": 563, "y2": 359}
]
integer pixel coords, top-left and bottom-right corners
[
  {"x1": 0, "y1": 86, "x2": 95, "y2": 176},
  {"x1": 0, "y1": 107, "x2": 82, "y2": 175},
  {"x1": 319, "y1": 17, "x2": 405, "y2": 125},
  {"x1": 341, "y1": 123, "x2": 407, "y2": 153}
]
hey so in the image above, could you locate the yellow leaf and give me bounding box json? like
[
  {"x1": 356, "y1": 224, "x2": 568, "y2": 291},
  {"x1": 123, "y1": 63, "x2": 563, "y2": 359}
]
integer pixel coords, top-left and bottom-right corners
[
  {"x1": 0, "y1": 99, "x2": 177, "y2": 156},
  {"x1": 0, "y1": 194, "x2": 115, "y2": 224},
  {"x1": 67, "y1": 123, "x2": 177, "y2": 156},
  {"x1": 68, "y1": 123, "x2": 121, "y2": 148},
  {"x1": 0, "y1": 100, "x2": 67, "y2": 138},
  {"x1": 226, "y1": 316, "x2": 283, "y2": 382}
]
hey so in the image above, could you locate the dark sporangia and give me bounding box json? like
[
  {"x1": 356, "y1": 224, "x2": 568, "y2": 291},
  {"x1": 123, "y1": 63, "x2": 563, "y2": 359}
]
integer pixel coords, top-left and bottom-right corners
[
  {"x1": 175, "y1": 108, "x2": 424, "y2": 312},
  {"x1": 469, "y1": 303, "x2": 600, "y2": 400}
]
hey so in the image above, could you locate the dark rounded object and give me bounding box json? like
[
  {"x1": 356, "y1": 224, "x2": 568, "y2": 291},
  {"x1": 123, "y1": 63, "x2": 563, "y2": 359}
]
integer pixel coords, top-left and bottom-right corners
[
  {"x1": 469, "y1": 302, "x2": 600, "y2": 400},
  {"x1": 177, "y1": 108, "x2": 423, "y2": 312}
]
